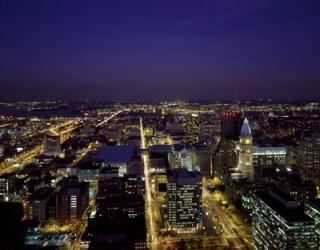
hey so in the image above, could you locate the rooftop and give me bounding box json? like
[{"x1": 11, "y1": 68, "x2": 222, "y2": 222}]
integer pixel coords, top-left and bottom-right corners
[
  {"x1": 255, "y1": 189, "x2": 313, "y2": 223},
  {"x1": 306, "y1": 199, "x2": 320, "y2": 210},
  {"x1": 168, "y1": 168, "x2": 202, "y2": 184},
  {"x1": 253, "y1": 146, "x2": 287, "y2": 155},
  {"x1": 28, "y1": 187, "x2": 56, "y2": 201},
  {"x1": 91, "y1": 145, "x2": 138, "y2": 164}
]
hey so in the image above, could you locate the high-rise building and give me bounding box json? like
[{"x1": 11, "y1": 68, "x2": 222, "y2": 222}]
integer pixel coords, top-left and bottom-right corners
[
  {"x1": 295, "y1": 134, "x2": 320, "y2": 189},
  {"x1": 27, "y1": 187, "x2": 56, "y2": 222},
  {"x1": 252, "y1": 189, "x2": 316, "y2": 249},
  {"x1": 169, "y1": 144, "x2": 193, "y2": 171},
  {"x1": 305, "y1": 199, "x2": 320, "y2": 246},
  {"x1": 221, "y1": 112, "x2": 242, "y2": 140},
  {"x1": 213, "y1": 139, "x2": 237, "y2": 180},
  {"x1": 0, "y1": 172, "x2": 17, "y2": 201},
  {"x1": 88, "y1": 174, "x2": 147, "y2": 249},
  {"x1": 56, "y1": 177, "x2": 89, "y2": 223},
  {"x1": 96, "y1": 175, "x2": 145, "y2": 219},
  {"x1": 44, "y1": 134, "x2": 61, "y2": 157},
  {"x1": 237, "y1": 118, "x2": 254, "y2": 182},
  {"x1": 167, "y1": 168, "x2": 202, "y2": 233},
  {"x1": 192, "y1": 144, "x2": 213, "y2": 177}
]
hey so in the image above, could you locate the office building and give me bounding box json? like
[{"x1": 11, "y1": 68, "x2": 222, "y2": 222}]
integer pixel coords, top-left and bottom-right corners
[
  {"x1": 0, "y1": 172, "x2": 17, "y2": 201},
  {"x1": 305, "y1": 199, "x2": 320, "y2": 246},
  {"x1": 213, "y1": 139, "x2": 237, "y2": 180},
  {"x1": 169, "y1": 144, "x2": 193, "y2": 171},
  {"x1": 221, "y1": 112, "x2": 242, "y2": 140},
  {"x1": 27, "y1": 187, "x2": 56, "y2": 222},
  {"x1": 148, "y1": 152, "x2": 169, "y2": 172},
  {"x1": 167, "y1": 168, "x2": 202, "y2": 233},
  {"x1": 56, "y1": 177, "x2": 89, "y2": 223},
  {"x1": 252, "y1": 146, "x2": 287, "y2": 167},
  {"x1": 192, "y1": 144, "x2": 213, "y2": 177},
  {"x1": 253, "y1": 146, "x2": 287, "y2": 181},
  {"x1": 295, "y1": 134, "x2": 320, "y2": 189},
  {"x1": 252, "y1": 189, "x2": 316, "y2": 249},
  {"x1": 44, "y1": 134, "x2": 61, "y2": 157}
]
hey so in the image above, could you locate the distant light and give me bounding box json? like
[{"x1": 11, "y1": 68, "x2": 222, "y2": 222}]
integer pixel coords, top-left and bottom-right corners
[
  {"x1": 16, "y1": 147, "x2": 23, "y2": 153},
  {"x1": 286, "y1": 166, "x2": 292, "y2": 172}
]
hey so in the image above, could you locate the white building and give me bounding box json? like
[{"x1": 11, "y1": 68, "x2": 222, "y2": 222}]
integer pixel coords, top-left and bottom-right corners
[{"x1": 169, "y1": 144, "x2": 193, "y2": 171}]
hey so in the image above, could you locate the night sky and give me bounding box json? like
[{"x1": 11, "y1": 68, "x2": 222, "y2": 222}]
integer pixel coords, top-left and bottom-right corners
[{"x1": 0, "y1": 0, "x2": 319, "y2": 101}]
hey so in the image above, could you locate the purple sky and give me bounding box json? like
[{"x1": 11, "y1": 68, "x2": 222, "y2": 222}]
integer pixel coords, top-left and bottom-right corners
[{"x1": 0, "y1": 0, "x2": 319, "y2": 101}]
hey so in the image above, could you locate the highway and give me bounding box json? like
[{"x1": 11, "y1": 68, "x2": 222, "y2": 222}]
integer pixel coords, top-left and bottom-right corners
[
  {"x1": 0, "y1": 119, "x2": 79, "y2": 174},
  {"x1": 96, "y1": 109, "x2": 128, "y2": 127}
]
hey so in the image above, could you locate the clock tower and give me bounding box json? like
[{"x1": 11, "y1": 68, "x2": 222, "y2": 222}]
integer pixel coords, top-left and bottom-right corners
[{"x1": 238, "y1": 118, "x2": 254, "y2": 182}]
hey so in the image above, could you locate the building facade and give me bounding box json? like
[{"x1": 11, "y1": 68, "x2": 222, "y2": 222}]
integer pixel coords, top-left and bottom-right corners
[
  {"x1": 305, "y1": 199, "x2": 320, "y2": 246},
  {"x1": 252, "y1": 189, "x2": 316, "y2": 249},
  {"x1": 44, "y1": 134, "x2": 61, "y2": 157},
  {"x1": 295, "y1": 135, "x2": 320, "y2": 190},
  {"x1": 56, "y1": 178, "x2": 89, "y2": 223},
  {"x1": 167, "y1": 168, "x2": 202, "y2": 233}
]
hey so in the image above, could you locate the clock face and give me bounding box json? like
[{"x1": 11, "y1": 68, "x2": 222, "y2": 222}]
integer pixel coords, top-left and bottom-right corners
[{"x1": 245, "y1": 139, "x2": 251, "y2": 144}]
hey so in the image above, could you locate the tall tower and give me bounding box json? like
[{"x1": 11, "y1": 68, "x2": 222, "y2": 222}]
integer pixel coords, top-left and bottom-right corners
[
  {"x1": 238, "y1": 118, "x2": 254, "y2": 182},
  {"x1": 221, "y1": 112, "x2": 242, "y2": 140}
]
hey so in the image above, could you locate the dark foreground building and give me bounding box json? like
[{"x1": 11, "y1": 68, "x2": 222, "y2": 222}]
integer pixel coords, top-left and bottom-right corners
[
  {"x1": 0, "y1": 202, "x2": 25, "y2": 250},
  {"x1": 252, "y1": 189, "x2": 316, "y2": 249},
  {"x1": 84, "y1": 174, "x2": 147, "y2": 249}
]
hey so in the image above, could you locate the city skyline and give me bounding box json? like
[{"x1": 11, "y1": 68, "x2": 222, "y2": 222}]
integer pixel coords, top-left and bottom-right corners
[
  {"x1": 1, "y1": 0, "x2": 320, "y2": 101},
  {"x1": 1, "y1": 1, "x2": 320, "y2": 249}
]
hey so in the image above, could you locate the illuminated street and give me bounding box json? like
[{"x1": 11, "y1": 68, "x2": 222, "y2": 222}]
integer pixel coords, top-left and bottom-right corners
[
  {"x1": 0, "y1": 119, "x2": 79, "y2": 174},
  {"x1": 203, "y1": 187, "x2": 253, "y2": 249},
  {"x1": 140, "y1": 117, "x2": 158, "y2": 249}
]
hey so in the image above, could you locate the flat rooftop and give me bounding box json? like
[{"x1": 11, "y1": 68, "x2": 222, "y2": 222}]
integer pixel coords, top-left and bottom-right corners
[
  {"x1": 91, "y1": 145, "x2": 138, "y2": 164},
  {"x1": 255, "y1": 189, "x2": 313, "y2": 223},
  {"x1": 28, "y1": 187, "x2": 56, "y2": 201},
  {"x1": 306, "y1": 199, "x2": 320, "y2": 210},
  {"x1": 168, "y1": 168, "x2": 202, "y2": 184}
]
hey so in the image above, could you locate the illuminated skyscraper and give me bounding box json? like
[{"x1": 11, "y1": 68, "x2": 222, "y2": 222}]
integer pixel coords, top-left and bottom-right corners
[
  {"x1": 252, "y1": 189, "x2": 316, "y2": 249},
  {"x1": 167, "y1": 168, "x2": 202, "y2": 233},
  {"x1": 305, "y1": 199, "x2": 320, "y2": 246},
  {"x1": 295, "y1": 134, "x2": 320, "y2": 190}
]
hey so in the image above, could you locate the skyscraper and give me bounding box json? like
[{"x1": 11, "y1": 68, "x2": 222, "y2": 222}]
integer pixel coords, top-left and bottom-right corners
[
  {"x1": 167, "y1": 168, "x2": 202, "y2": 233},
  {"x1": 221, "y1": 112, "x2": 242, "y2": 140},
  {"x1": 169, "y1": 144, "x2": 193, "y2": 171},
  {"x1": 238, "y1": 118, "x2": 254, "y2": 182},
  {"x1": 295, "y1": 134, "x2": 320, "y2": 190},
  {"x1": 56, "y1": 177, "x2": 89, "y2": 223},
  {"x1": 252, "y1": 189, "x2": 316, "y2": 249},
  {"x1": 305, "y1": 199, "x2": 320, "y2": 246}
]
